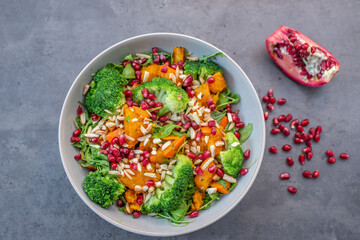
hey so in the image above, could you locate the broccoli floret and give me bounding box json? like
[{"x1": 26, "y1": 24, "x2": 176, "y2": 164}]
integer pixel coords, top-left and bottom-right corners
[
  {"x1": 219, "y1": 132, "x2": 244, "y2": 177},
  {"x1": 183, "y1": 60, "x2": 200, "y2": 79},
  {"x1": 183, "y1": 60, "x2": 223, "y2": 80},
  {"x1": 85, "y1": 66, "x2": 127, "y2": 116},
  {"x1": 83, "y1": 171, "x2": 125, "y2": 208},
  {"x1": 143, "y1": 155, "x2": 194, "y2": 213},
  {"x1": 132, "y1": 77, "x2": 189, "y2": 116},
  {"x1": 198, "y1": 61, "x2": 223, "y2": 80}
]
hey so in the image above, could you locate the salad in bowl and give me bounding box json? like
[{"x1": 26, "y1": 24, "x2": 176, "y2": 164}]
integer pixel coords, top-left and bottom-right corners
[{"x1": 70, "y1": 45, "x2": 254, "y2": 226}]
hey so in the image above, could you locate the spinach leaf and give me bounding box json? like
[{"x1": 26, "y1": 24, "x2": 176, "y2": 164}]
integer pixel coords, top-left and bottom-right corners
[
  {"x1": 210, "y1": 110, "x2": 226, "y2": 124},
  {"x1": 106, "y1": 63, "x2": 124, "y2": 73},
  {"x1": 122, "y1": 63, "x2": 135, "y2": 79},
  {"x1": 80, "y1": 147, "x2": 110, "y2": 172},
  {"x1": 217, "y1": 180, "x2": 227, "y2": 188},
  {"x1": 122, "y1": 54, "x2": 133, "y2": 62},
  {"x1": 239, "y1": 123, "x2": 253, "y2": 144},
  {"x1": 141, "y1": 58, "x2": 153, "y2": 67},
  {"x1": 200, "y1": 192, "x2": 220, "y2": 210},
  {"x1": 216, "y1": 89, "x2": 240, "y2": 110},
  {"x1": 199, "y1": 52, "x2": 225, "y2": 62},
  {"x1": 152, "y1": 124, "x2": 184, "y2": 138}
]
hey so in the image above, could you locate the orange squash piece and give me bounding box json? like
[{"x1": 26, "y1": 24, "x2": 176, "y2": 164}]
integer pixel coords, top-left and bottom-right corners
[
  {"x1": 124, "y1": 189, "x2": 141, "y2": 214},
  {"x1": 172, "y1": 46, "x2": 185, "y2": 64},
  {"x1": 123, "y1": 105, "x2": 150, "y2": 149},
  {"x1": 194, "y1": 158, "x2": 216, "y2": 191},
  {"x1": 194, "y1": 83, "x2": 211, "y2": 106},
  {"x1": 211, "y1": 180, "x2": 231, "y2": 194},
  {"x1": 209, "y1": 72, "x2": 227, "y2": 93},
  {"x1": 201, "y1": 127, "x2": 212, "y2": 135},
  {"x1": 163, "y1": 136, "x2": 186, "y2": 158},
  {"x1": 105, "y1": 128, "x2": 121, "y2": 143},
  {"x1": 140, "y1": 64, "x2": 182, "y2": 85},
  {"x1": 161, "y1": 135, "x2": 179, "y2": 141},
  {"x1": 191, "y1": 190, "x2": 205, "y2": 210},
  {"x1": 149, "y1": 150, "x2": 168, "y2": 164},
  {"x1": 219, "y1": 116, "x2": 228, "y2": 130},
  {"x1": 212, "y1": 92, "x2": 219, "y2": 104}
]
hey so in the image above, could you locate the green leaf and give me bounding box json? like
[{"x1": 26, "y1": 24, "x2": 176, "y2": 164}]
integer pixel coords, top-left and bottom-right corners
[
  {"x1": 217, "y1": 180, "x2": 227, "y2": 188},
  {"x1": 106, "y1": 63, "x2": 124, "y2": 73},
  {"x1": 122, "y1": 63, "x2": 135, "y2": 79},
  {"x1": 239, "y1": 123, "x2": 253, "y2": 144},
  {"x1": 152, "y1": 124, "x2": 184, "y2": 138},
  {"x1": 200, "y1": 192, "x2": 220, "y2": 210},
  {"x1": 216, "y1": 89, "x2": 240, "y2": 110},
  {"x1": 80, "y1": 147, "x2": 110, "y2": 171},
  {"x1": 170, "y1": 201, "x2": 192, "y2": 221},
  {"x1": 123, "y1": 54, "x2": 133, "y2": 62},
  {"x1": 141, "y1": 58, "x2": 153, "y2": 67},
  {"x1": 199, "y1": 52, "x2": 225, "y2": 62},
  {"x1": 210, "y1": 110, "x2": 226, "y2": 124},
  {"x1": 126, "y1": 115, "x2": 131, "y2": 122},
  {"x1": 229, "y1": 182, "x2": 237, "y2": 192}
]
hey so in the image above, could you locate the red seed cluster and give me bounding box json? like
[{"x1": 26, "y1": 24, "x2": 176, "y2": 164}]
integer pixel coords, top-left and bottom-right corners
[{"x1": 261, "y1": 88, "x2": 350, "y2": 195}]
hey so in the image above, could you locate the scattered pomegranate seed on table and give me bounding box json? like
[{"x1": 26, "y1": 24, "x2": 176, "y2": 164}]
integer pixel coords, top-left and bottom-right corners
[
  {"x1": 269, "y1": 146, "x2": 278, "y2": 153},
  {"x1": 339, "y1": 153, "x2": 350, "y2": 159},
  {"x1": 302, "y1": 170, "x2": 313, "y2": 178},
  {"x1": 286, "y1": 156, "x2": 294, "y2": 166},
  {"x1": 280, "y1": 172, "x2": 290, "y2": 179},
  {"x1": 282, "y1": 144, "x2": 292, "y2": 151},
  {"x1": 313, "y1": 170, "x2": 320, "y2": 179},
  {"x1": 288, "y1": 186, "x2": 297, "y2": 194}
]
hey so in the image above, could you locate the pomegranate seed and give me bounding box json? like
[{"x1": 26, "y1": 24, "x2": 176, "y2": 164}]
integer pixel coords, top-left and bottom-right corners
[
  {"x1": 111, "y1": 162, "x2": 117, "y2": 170},
  {"x1": 143, "y1": 150, "x2": 150, "y2": 159},
  {"x1": 111, "y1": 137, "x2": 119, "y2": 145},
  {"x1": 216, "y1": 168, "x2": 224, "y2": 177},
  {"x1": 136, "y1": 195, "x2": 143, "y2": 205},
  {"x1": 328, "y1": 157, "x2": 336, "y2": 164},
  {"x1": 77, "y1": 105, "x2": 82, "y2": 116},
  {"x1": 286, "y1": 156, "x2": 294, "y2": 166},
  {"x1": 117, "y1": 199, "x2": 125, "y2": 207},
  {"x1": 197, "y1": 154, "x2": 204, "y2": 161},
  {"x1": 140, "y1": 101, "x2": 149, "y2": 110},
  {"x1": 74, "y1": 154, "x2": 82, "y2": 160},
  {"x1": 303, "y1": 147, "x2": 311, "y2": 153},
  {"x1": 141, "y1": 88, "x2": 149, "y2": 98},
  {"x1": 294, "y1": 138, "x2": 304, "y2": 144},
  {"x1": 209, "y1": 103, "x2": 216, "y2": 111},
  {"x1": 135, "y1": 70, "x2": 141, "y2": 80},
  {"x1": 243, "y1": 149, "x2": 251, "y2": 160},
  {"x1": 130, "y1": 163, "x2": 137, "y2": 170},
  {"x1": 170, "y1": 64, "x2": 177, "y2": 69},
  {"x1": 203, "y1": 150, "x2": 211, "y2": 159},
  {"x1": 211, "y1": 128, "x2": 217, "y2": 135},
  {"x1": 152, "y1": 47, "x2": 158, "y2": 55},
  {"x1": 133, "y1": 211, "x2": 141, "y2": 218},
  {"x1": 101, "y1": 141, "x2": 110, "y2": 150},
  {"x1": 71, "y1": 137, "x2": 81, "y2": 143},
  {"x1": 239, "y1": 168, "x2": 248, "y2": 176},
  {"x1": 271, "y1": 128, "x2": 281, "y2": 135},
  {"x1": 314, "y1": 135, "x2": 320, "y2": 142},
  {"x1": 282, "y1": 144, "x2": 292, "y2": 151},
  {"x1": 325, "y1": 150, "x2": 335, "y2": 157},
  {"x1": 278, "y1": 115, "x2": 286, "y2": 122},
  {"x1": 311, "y1": 46, "x2": 316, "y2": 53},
  {"x1": 278, "y1": 123, "x2": 284, "y2": 131},
  {"x1": 264, "y1": 112, "x2": 269, "y2": 120},
  {"x1": 91, "y1": 114, "x2": 99, "y2": 121},
  {"x1": 339, "y1": 153, "x2": 350, "y2": 159},
  {"x1": 177, "y1": 61, "x2": 185, "y2": 68},
  {"x1": 306, "y1": 141, "x2": 312, "y2": 148},
  {"x1": 160, "y1": 66, "x2": 168, "y2": 73},
  {"x1": 195, "y1": 167, "x2": 203, "y2": 176},
  {"x1": 128, "y1": 79, "x2": 140, "y2": 86},
  {"x1": 234, "y1": 131, "x2": 241, "y2": 139},
  {"x1": 273, "y1": 118, "x2": 279, "y2": 126},
  {"x1": 313, "y1": 170, "x2": 319, "y2": 178},
  {"x1": 262, "y1": 96, "x2": 269, "y2": 102},
  {"x1": 159, "y1": 53, "x2": 167, "y2": 62},
  {"x1": 73, "y1": 129, "x2": 81, "y2": 137},
  {"x1": 267, "y1": 89, "x2": 273, "y2": 97},
  {"x1": 277, "y1": 98, "x2": 286, "y2": 105},
  {"x1": 132, "y1": 62, "x2": 141, "y2": 71},
  {"x1": 288, "y1": 186, "x2": 297, "y2": 194},
  {"x1": 142, "y1": 158, "x2": 150, "y2": 166},
  {"x1": 159, "y1": 115, "x2": 168, "y2": 122},
  {"x1": 306, "y1": 152, "x2": 313, "y2": 160},
  {"x1": 189, "y1": 210, "x2": 199, "y2": 218},
  {"x1": 208, "y1": 165, "x2": 216, "y2": 173},
  {"x1": 301, "y1": 119, "x2": 309, "y2": 126},
  {"x1": 128, "y1": 150, "x2": 134, "y2": 159},
  {"x1": 187, "y1": 89, "x2": 196, "y2": 98},
  {"x1": 231, "y1": 113, "x2": 240, "y2": 123},
  {"x1": 118, "y1": 135, "x2": 125, "y2": 146},
  {"x1": 183, "y1": 75, "x2": 193, "y2": 87},
  {"x1": 303, "y1": 170, "x2": 313, "y2": 178},
  {"x1": 100, "y1": 150, "x2": 108, "y2": 155},
  {"x1": 309, "y1": 127, "x2": 316, "y2": 136},
  {"x1": 148, "y1": 93, "x2": 156, "y2": 101},
  {"x1": 145, "y1": 180, "x2": 155, "y2": 186},
  {"x1": 316, "y1": 125, "x2": 322, "y2": 135},
  {"x1": 299, "y1": 154, "x2": 305, "y2": 164},
  {"x1": 285, "y1": 114, "x2": 293, "y2": 122},
  {"x1": 195, "y1": 131, "x2": 202, "y2": 142},
  {"x1": 283, "y1": 127, "x2": 290, "y2": 136},
  {"x1": 187, "y1": 152, "x2": 196, "y2": 160},
  {"x1": 91, "y1": 137, "x2": 99, "y2": 143},
  {"x1": 108, "y1": 154, "x2": 115, "y2": 162},
  {"x1": 269, "y1": 146, "x2": 278, "y2": 154},
  {"x1": 126, "y1": 99, "x2": 133, "y2": 107},
  {"x1": 153, "y1": 55, "x2": 160, "y2": 64},
  {"x1": 296, "y1": 125, "x2": 304, "y2": 132},
  {"x1": 208, "y1": 120, "x2": 216, "y2": 128},
  {"x1": 290, "y1": 119, "x2": 299, "y2": 129},
  {"x1": 123, "y1": 60, "x2": 130, "y2": 67},
  {"x1": 207, "y1": 77, "x2": 215, "y2": 84},
  {"x1": 280, "y1": 172, "x2": 290, "y2": 180},
  {"x1": 269, "y1": 97, "x2": 276, "y2": 104},
  {"x1": 183, "y1": 122, "x2": 191, "y2": 130},
  {"x1": 124, "y1": 90, "x2": 133, "y2": 97},
  {"x1": 191, "y1": 121, "x2": 200, "y2": 130},
  {"x1": 267, "y1": 103, "x2": 275, "y2": 111}
]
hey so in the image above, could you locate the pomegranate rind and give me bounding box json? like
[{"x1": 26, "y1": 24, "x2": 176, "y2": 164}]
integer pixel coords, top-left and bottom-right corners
[{"x1": 266, "y1": 26, "x2": 340, "y2": 87}]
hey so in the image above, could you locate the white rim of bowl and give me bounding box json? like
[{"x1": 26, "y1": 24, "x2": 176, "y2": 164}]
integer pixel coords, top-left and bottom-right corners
[{"x1": 58, "y1": 32, "x2": 266, "y2": 237}]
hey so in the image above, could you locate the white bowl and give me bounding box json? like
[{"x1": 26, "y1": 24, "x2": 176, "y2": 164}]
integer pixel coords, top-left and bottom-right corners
[{"x1": 58, "y1": 33, "x2": 266, "y2": 237}]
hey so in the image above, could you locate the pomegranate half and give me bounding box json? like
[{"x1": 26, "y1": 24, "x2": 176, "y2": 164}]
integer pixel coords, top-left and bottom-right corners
[{"x1": 266, "y1": 26, "x2": 340, "y2": 87}]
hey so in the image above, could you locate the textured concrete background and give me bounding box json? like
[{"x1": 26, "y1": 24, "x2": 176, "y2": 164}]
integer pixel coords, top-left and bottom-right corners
[{"x1": 1, "y1": 0, "x2": 359, "y2": 239}]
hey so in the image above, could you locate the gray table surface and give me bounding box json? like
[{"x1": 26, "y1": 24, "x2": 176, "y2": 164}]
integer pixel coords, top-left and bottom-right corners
[{"x1": 1, "y1": 0, "x2": 359, "y2": 239}]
